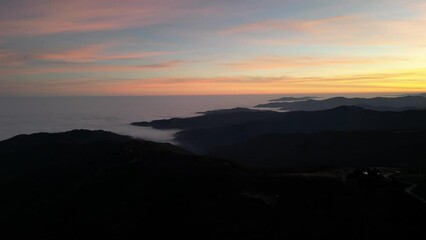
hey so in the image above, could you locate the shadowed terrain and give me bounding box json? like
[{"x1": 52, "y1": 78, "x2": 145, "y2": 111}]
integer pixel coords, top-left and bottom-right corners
[
  {"x1": 1, "y1": 130, "x2": 426, "y2": 240},
  {"x1": 208, "y1": 130, "x2": 426, "y2": 170},
  {"x1": 0, "y1": 130, "x2": 237, "y2": 239},
  {"x1": 134, "y1": 106, "x2": 426, "y2": 152}
]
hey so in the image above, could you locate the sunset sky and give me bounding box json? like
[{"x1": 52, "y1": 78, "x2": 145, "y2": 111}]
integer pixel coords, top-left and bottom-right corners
[{"x1": 1, "y1": 0, "x2": 426, "y2": 96}]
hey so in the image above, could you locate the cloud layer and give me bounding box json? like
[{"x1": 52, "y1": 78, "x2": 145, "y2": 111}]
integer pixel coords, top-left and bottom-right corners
[{"x1": 0, "y1": 0, "x2": 425, "y2": 95}]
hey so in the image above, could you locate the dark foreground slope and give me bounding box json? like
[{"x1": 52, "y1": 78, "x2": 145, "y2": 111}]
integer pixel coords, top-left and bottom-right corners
[
  {"x1": 135, "y1": 107, "x2": 426, "y2": 152},
  {"x1": 0, "y1": 130, "x2": 236, "y2": 239},
  {"x1": 1, "y1": 130, "x2": 426, "y2": 240}
]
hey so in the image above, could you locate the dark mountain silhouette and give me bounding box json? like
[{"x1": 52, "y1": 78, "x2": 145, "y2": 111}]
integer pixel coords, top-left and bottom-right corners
[
  {"x1": 132, "y1": 107, "x2": 278, "y2": 130},
  {"x1": 0, "y1": 130, "x2": 238, "y2": 239},
  {"x1": 0, "y1": 129, "x2": 191, "y2": 182},
  {"x1": 135, "y1": 107, "x2": 426, "y2": 152},
  {"x1": 402, "y1": 93, "x2": 426, "y2": 97},
  {"x1": 197, "y1": 107, "x2": 262, "y2": 115},
  {"x1": 256, "y1": 96, "x2": 426, "y2": 111},
  {"x1": 208, "y1": 130, "x2": 426, "y2": 170},
  {"x1": 268, "y1": 96, "x2": 316, "y2": 102},
  {"x1": 353, "y1": 104, "x2": 426, "y2": 111},
  {"x1": 1, "y1": 130, "x2": 426, "y2": 239}
]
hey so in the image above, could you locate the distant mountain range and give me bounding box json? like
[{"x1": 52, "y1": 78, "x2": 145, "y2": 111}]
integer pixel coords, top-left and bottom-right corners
[
  {"x1": 135, "y1": 106, "x2": 426, "y2": 153},
  {"x1": 256, "y1": 96, "x2": 426, "y2": 111},
  {"x1": 268, "y1": 96, "x2": 316, "y2": 102}
]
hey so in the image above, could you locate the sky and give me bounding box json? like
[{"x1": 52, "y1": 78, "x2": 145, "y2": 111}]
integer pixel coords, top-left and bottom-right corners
[{"x1": 0, "y1": 0, "x2": 425, "y2": 96}]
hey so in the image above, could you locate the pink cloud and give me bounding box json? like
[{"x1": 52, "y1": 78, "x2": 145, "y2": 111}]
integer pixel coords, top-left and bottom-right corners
[
  {"x1": 221, "y1": 15, "x2": 426, "y2": 46},
  {"x1": 0, "y1": 0, "x2": 194, "y2": 36},
  {"x1": 220, "y1": 16, "x2": 353, "y2": 35},
  {"x1": 0, "y1": 49, "x2": 28, "y2": 66},
  {"x1": 35, "y1": 43, "x2": 190, "y2": 63}
]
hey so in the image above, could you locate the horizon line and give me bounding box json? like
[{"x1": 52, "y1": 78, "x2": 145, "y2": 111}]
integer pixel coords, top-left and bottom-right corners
[{"x1": 1, "y1": 91, "x2": 425, "y2": 98}]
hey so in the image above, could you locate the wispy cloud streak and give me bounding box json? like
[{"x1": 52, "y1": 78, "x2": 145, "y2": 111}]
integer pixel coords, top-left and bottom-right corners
[
  {"x1": 224, "y1": 56, "x2": 404, "y2": 71},
  {"x1": 3, "y1": 70, "x2": 424, "y2": 96},
  {"x1": 0, "y1": 0, "x2": 193, "y2": 36},
  {"x1": 222, "y1": 14, "x2": 426, "y2": 46},
  {"x1": 0, "y1": 61, "x2": 181, "y2": 75},
  {"x1": 35, "y1": 43, "x2": 190, "y2": 63}
]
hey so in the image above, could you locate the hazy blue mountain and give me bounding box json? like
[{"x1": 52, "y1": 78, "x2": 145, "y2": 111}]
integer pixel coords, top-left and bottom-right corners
[{"x1": 256, "y1": 96, "x2": 426, "y2": 111}]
